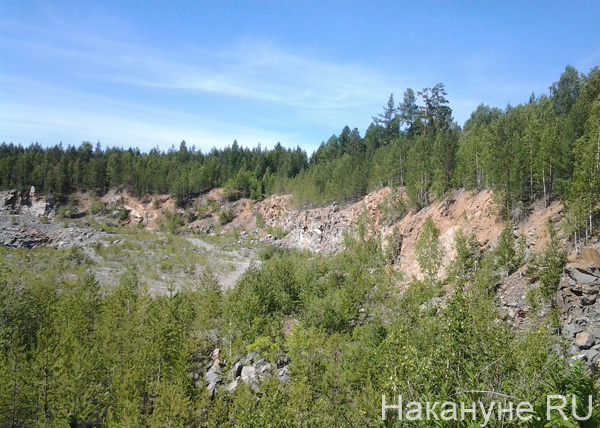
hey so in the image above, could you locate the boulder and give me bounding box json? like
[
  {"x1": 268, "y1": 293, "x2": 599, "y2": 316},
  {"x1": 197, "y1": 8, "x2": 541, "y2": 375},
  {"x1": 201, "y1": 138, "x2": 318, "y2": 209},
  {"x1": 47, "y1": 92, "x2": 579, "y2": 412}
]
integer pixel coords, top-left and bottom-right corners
[
  {"x1": 277, "y1": 366, "x2": 290, "y2": 383},
  {"x1": 582, "y1": 247, "x2": 600, "y2": 267},
  {"x1": 204, "y1": 366, "x2": 222, "y2": 396},
  {"x1": 233, "y1": 361, "x2": 243, "y2": 378},
  {"x1": 584, "y1": 348, "x2": 600, "y2": 364},
  {"x1": 581, "y1": 284, "x2": 600, "y2": 296},
  {"x1": 569, "y1": 267, "x2": 598, "y2": 285},
  {"x1": 565, "y1": 322, "x2": 585, "y2": 337},
  {"x1": 575, "y1": 331, "x2": 596, "y2": 350},
  {"x1": 244, "y1": 352, "x2": 259, "y2": 365},
  {"x1": 240, "y1": 365, "x2": 256, "y2": 384},
  {"x1": 582, "y1": 294, "x2": 597, "y2": 306},
  {"x1": 226, "y1": 379, "x2": 239, "y2": 393},
  {"x1": 255, "y1": 360, "x2": 271, "y2": 377},
  {"x1": 204, "y1": 366, "x2": 221, "y2": 385}
]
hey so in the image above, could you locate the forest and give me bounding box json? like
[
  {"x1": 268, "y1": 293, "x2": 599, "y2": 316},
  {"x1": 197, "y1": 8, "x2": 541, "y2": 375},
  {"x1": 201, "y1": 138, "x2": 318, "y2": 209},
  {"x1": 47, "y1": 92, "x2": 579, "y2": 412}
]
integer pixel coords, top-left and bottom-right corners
[
  {"x1": 2, "y1": 65, "x2": 600, "y2": 239},
  {"x1": 1, "y1": 218, "x2": 598, "y2": 427},
  {"x1": 1, "y1": 65, "x2": 600, "y2": 427}
]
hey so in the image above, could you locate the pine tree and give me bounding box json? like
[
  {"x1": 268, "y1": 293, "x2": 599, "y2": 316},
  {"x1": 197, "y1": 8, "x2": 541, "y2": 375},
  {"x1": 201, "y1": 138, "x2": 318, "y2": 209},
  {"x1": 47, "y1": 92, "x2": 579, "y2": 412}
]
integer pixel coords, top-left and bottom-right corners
[{"x1": 539, "y1": 222, "x2": 567, "y2": 297}]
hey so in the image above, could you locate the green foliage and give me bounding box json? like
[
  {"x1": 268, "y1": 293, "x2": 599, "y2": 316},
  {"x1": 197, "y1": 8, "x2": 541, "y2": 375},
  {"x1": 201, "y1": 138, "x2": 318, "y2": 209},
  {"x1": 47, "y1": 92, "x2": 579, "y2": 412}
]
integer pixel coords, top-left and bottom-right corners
[
  {"x1": 266, "y1": 225, "x2": 286, "y2": 240},
  {"x1": 218, "y1": 206, "x2": 234, "y2": 225},
  {"x1": 539, "y1": 222, "x2": 568, "y2": 297},
  {"x1": 3, "y1": 67, "x2": 599, "y2": 225},
  {"x1": 255, "y1": 212, "x2": 265, "y2": 229},
  {"x1": 56, "y1": 195, "x2": 84, "y2": 220},
  {"x1": 495, "y1": 222, "x2": 518, "y2": 276},
  {"x1": 416, "y1": 217, "x2": 444, "y2": 283},
  {"x1": 90, "y1": 196, "x2": 106, "y2": 215},
  {"x1": 383, "y1": 225, "x2": 403, "y2": 264},
  {"x1": 0, "y1": 226, "x2": 595, "y2": 427},
  {"x1": 379, "y1": 189, "x2": 407, "y2": 227},
  {"x1": 447, "y1": 229, "x2": 479, "y2": 285},
  {"x1": 2, "y1": 65, "x2": 600, "y2": 428},
  {"x1": 162, "y1": 209, "x2": 184, "y2": 233}
]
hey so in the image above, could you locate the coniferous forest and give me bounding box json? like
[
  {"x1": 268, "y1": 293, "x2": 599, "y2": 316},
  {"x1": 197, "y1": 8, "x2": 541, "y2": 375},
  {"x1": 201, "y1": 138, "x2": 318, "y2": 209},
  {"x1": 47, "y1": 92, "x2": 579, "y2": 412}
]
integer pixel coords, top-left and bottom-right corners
[
  {"x1": 2, "y1": 66, "x2": 600, "y2": 238},
  {"x1": 1, "y1": 65, "x2": 600, "y2": 427}
]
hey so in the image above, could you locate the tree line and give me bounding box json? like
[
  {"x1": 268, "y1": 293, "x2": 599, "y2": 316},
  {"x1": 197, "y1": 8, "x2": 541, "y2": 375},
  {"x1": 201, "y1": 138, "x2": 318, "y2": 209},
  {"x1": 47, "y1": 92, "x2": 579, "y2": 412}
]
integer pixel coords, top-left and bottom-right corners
[{"x1": 2, "y1": 65, "x2": 600, "y2": 239}]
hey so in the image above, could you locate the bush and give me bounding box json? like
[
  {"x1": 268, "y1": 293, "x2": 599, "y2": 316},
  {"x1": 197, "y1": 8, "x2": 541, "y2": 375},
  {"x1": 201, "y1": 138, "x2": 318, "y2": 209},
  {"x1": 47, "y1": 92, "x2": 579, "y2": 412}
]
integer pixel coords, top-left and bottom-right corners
[
  {"x1": 218, "y1": 207, "x2": 234, "y2": 225},
  {"x1": 162, "y1": 209, "x2": 184, "y2": 233},
  {"x1": 256, "y1": 212, "x2": 265, "y2": 229},
  {"x1": 380, "y1": 189, "x2": 408, "y2": 227},
  {"x1": 90, "y1": 198, "x2": 106, "y2": 215},
  {"x1": 266, "y1": 225, "x2": 286, "y2": 240}
]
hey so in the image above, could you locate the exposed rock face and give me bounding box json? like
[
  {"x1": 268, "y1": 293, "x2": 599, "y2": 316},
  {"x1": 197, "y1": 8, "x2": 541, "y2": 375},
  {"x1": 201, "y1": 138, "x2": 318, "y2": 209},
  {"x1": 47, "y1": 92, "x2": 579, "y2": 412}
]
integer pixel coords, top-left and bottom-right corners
[
  {"x1": 1, "y1": 187, "x2": 52, "y2": 218},
  {"x1": 1, "y1": 188, "x2": 105, "y2": 249},
  {"x1": 257, "y1": 188, "x2": 564, "y2": 281},
  {"x1": 558, "y1": 260, "x2": 600, "y2": 365},
  {"x1": 199, "y1": 350, "x2": 289, "y2": 395},
  {"x1": 0, "y1": 214, "x2": 105, "y2": 249},
  {"x1": 581, "y1": 247, "x2": 600, "y2": 268}
]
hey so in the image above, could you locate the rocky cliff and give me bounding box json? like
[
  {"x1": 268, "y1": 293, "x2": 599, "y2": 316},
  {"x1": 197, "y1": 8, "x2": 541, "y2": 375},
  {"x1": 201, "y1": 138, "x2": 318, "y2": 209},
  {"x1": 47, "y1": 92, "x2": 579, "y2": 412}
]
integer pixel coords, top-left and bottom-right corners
[{"x1": 257, "y1": 188, "x2": 564, "y2": 281}]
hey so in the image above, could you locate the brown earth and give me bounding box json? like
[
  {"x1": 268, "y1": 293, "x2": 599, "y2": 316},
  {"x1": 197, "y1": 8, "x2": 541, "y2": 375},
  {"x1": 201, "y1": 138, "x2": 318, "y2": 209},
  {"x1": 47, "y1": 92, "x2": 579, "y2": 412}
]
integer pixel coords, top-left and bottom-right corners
[
  {"x1": 254, "y1": 188, "x2": 565, "y2": 281},
  {"x1": 71, "y1": 186, "x2": 570, "y2": 283},
  {"x1": 2, "y1": 186, "x2": 569, "y2": 283}
]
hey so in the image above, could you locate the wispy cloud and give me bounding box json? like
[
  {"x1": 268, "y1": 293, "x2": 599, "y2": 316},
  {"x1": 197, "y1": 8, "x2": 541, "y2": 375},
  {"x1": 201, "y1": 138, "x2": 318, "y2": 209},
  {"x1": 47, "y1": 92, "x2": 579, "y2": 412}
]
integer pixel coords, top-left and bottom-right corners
[
  {"x1": 1, "y1": 20, "x2": 413, "y2": 151},
  {"x1": 65, "y1": 37, "x2": 405, "y2": 116}
]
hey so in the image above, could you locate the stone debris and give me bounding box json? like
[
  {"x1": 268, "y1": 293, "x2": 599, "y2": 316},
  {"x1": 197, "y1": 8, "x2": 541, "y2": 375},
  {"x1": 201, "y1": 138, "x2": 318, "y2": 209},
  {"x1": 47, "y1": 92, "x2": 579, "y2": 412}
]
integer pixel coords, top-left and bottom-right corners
[
  {"x1": 198, "y1": 350, "x2": 289, "y2": 396},
  {"x1": 558, "y1": 260, "x2": 600, "y2": 366}
]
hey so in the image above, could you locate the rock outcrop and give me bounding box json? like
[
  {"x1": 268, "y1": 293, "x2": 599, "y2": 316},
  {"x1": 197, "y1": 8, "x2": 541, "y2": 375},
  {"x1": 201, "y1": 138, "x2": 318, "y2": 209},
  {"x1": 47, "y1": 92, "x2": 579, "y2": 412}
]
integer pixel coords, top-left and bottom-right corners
[
  {"x1": 1, "y1": 187, "x2": 52, "y2": 218},
  {"x1": 1, "y1": 188, "x2": 105, "y2": 249},
  {"x1": 0, "y1": 214, "x2": 106, "y2": 249},
  {"x1": 558, "y1": 248, "x2": 600, "y2": 366},
  {"x1": 257, "y1": 188, "x2": 564, "y2": 281},
  {"x1": 197, "y1": 350, "x2": 290, "y2": 396}
]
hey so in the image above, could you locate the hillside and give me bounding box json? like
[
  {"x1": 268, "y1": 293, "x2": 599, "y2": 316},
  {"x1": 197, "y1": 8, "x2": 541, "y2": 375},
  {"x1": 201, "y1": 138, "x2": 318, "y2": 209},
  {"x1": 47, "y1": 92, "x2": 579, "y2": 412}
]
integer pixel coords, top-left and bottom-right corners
[
  {"x1": 2, "y1": 66, "x2": 600, "y2": 418},
  {"x1": 4, "y1": 181, "x2": 600, "y2": 426}
]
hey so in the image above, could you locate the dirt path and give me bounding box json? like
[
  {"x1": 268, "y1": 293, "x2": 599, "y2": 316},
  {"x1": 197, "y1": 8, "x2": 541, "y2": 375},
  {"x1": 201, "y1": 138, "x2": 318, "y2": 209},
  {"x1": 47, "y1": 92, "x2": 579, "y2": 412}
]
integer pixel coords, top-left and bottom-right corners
[{"x1": 186, "y1": 237, "x2": 260, "y2": 290}]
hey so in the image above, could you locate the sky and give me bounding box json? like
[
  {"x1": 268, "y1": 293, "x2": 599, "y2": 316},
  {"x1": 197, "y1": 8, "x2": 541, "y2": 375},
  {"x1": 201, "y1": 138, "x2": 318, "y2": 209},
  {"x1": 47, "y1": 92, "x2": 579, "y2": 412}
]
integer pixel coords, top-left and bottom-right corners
[{"x1": 1, "y1": 1, "x2": 599, "y2": 154}]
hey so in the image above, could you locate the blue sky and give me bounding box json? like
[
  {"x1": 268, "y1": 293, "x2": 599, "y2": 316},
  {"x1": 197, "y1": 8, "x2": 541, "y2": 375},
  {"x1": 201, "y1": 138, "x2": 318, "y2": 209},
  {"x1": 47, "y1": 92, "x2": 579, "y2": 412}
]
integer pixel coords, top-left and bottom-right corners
[{"x1": 1, "y1": 1, "x2": 599, "y2": 153}]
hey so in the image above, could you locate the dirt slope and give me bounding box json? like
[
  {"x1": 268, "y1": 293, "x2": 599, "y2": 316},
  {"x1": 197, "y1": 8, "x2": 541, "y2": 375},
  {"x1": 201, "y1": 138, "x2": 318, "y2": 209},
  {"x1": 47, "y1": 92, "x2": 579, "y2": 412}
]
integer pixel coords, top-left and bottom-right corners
[{"x1": 256, "y1": 188, "x2": 564, "y2": 281}]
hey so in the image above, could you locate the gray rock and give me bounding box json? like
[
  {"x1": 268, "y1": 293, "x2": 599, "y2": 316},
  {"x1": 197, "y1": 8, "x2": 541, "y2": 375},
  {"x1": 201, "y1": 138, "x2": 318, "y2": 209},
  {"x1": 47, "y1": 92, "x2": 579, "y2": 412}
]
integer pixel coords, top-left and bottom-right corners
[
  {"x1": 241, "y1": 366, "x2": 257, "y2": 384},
  {"x1": 255, "y1": 360, "x2": 271, "y2": 376},
  {"x1": 570, "y1": 268, "x2": 598, "y2": 285},
  {"x1": 277, "y1": 366, "x2": 290, "y2": 383},
  {"x1": 584, "y1": 349, "x2": 600, "y2": 364},
  {"x1": 205, "y1": 367, "x2": 222, "y2": 385},
  {"x1": 226, "y1": 379, "x2": 239, "y2": 393},
  {"x1": 575, "y1": 331, "x2": 596, "y2": 350},
  {"x1": 565, "y1": 322, "x2": 585, "y2": 337},
  {"x1": 234, "y1": 361, "x2": 243, "y2": 378},
  {"x1": 244, "y1": 351, "x2": 259, "y2": 365},
  {"x1": 582, "y1": 294, "x2": 597, "y2": 306},
  {"x1": 207, "y1": 381, "x2": 219, "y2": 396},
  {"x1": 277, "y1": 356, "x2": 290, "y2": 368}
]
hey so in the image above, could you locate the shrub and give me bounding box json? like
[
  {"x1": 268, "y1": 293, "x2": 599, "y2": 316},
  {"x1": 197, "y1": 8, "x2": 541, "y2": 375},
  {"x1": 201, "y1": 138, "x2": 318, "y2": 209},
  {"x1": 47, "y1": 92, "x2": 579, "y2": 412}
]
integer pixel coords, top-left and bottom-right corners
[
  {"x1": 380, "y1": 189, "x2": 408, "y2": 227},
  {"x1": 162, "y1": 209, "x2": 184, "y2": 233},
  {"x1": 90, "y1": 198, "x2": 106, "y2": 215},
  {"x1": 218, "y1": 207, "x2": 234, "y2": 225}
]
